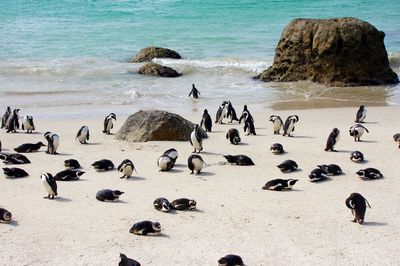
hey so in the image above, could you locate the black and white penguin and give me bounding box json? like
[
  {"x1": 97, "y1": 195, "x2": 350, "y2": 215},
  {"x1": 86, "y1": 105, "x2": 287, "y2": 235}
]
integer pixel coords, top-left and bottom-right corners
[
  {"x1": 262, "y1": 179, "x2": 298, "y2": 191},
  {"x1": 283, "y1": 115, "x2": 299, "y2": 137},
  {"x1": 215, "y1": 101, "x2": 228, "y2": 124},
  {"x1": 218, "y1": 254, "x2": 244, "y2": 266},
  {"x1": 6, "y1": 108, "x2": 20, "y2": 133},
  {"x1": 223, "y1": 155, "x2": 254, "y2": 166},
  {"x1": 277, "y1": 159, "x2": 298, "y2": 172},
  {"x1": 54, "y1": 169, "x2": 85, "y2": 181},
  {"x1": 350, "y1": 151, "x2": 364, "y2": 162},
  {"x1": 317, "y1": 164, "x2": 342, "y2": 175},
  {"x1": 103, "y1": 113, "x2": 116, "y2": 135},
  {"x1": 188, "y1": 83, "x2": 201, "y2": 99},
  {"x1": 64, "y1": 159, "x2": 81, "y2": 169},
  {"x1": 96, "y1": 189, "x2": 124, "y2": 201},
  {"x1": 269, "y1": 115, "x2": 283, "y2": 134},
  {"x1": 325, "y1": 128, "x2": 340, "y2": 152},
  {"x1": 200, "y1": 109, "x2": 212, "y2": 132},
  {"x1": 226, "y1": 128, "x2": 241, "y2": 145},
  {"x1": 119, "y1": 253, "x2": 141, "y2": 266},
  {"x1": 153, "y1": 197, "x2": 171, "y2": 212},
  {"x1": 3, "y1": 167, "x2": 29, "y2": 178},
  {"x1": 92, "y1": 159, "x2": 114, "y2": 171},
  {"x1": 1, "y1": 106, "x2": 11, "y2": 129},
  {"x1": 41, "y1": 172, "x2": 58, "y2": 199},
  {"x1": 355, "y1": 105, "x2": 367, "y2": 123},
  {"x1": 345, "y1": 193, "x2": 371, "y2": 224},
  {"x1": 226, "y1": 101, "x2": 239, "y2": 122},
  {"x1": 308, "y1": 168, "x2": 329, "y2": 182},
  {"x1": 239, "y1": 105, "x2": 253, "y2": 124},
  {"x1": 0, "y1": 208, "x2": 12, "y2": 223},
  {"x1": 349, "y1": 124, "x2": 369, "y2": 141},
  {"x1": 157, "y1": 155, "x2": 175, "y2": 172},
  {"x1": 393, "y1": 133, "x2": 400, "y2": 148},
  {"x1": 163, "y1": 148, "x2": 178, "y2": 164},
  {"x1": 14, "y1": 142, "x2": 46, "y2": 153},
  {"x1": 129, "y1": 221, "x2": 161, "y2": 236},
  {"x1": 270, "y1": 143, "x2": 284, "y2": 154},
  {"x1": 356, "y1": 168, "x2": 383, "y2": 180},
  {"x1": 76, "y1": 125, "x2": 90, "y2": 144},
  {"x1": 243, "y1": 112, "x2": 256, "y2": 135},
  {"x1": 44, "y1": 132, "x2": 60, "y2": 154},
  {"x1": 0, "y1": 153, "x2": 30, "y2": 164},
  {"x1": 117, "y1": 159, "x2": 136, "y2": 178},
  {"x1": 171, "y1": 198, "x2": 197, "y2": 210},
  {"x1": 190, "y1": 124, "x2": 203, "y2": 153},
  {"x1": 188, "y1": 154, "x2": 206, "y2": 174},
  {"x1": 22, "y1": 115, "x2": 35, "y2": 133}
]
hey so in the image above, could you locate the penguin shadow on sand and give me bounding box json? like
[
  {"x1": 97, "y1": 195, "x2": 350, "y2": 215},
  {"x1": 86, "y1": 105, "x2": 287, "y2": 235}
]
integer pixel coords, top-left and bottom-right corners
[
  {"x1": 81, "y1": 142, "x2": 102, "y2": 146},
  {"x1": 54, "y1": 152, "x2": 74, "y2": 157},
  {"x1": 292, "y1": 135, "x2": 315, "y2": 139},
  {"x1": 124, "y1": 176, "x2": 146, "y2": 181},
  {"x1": 54, "y1": 196, "x2": 72, "y2": 203},
  {"x1": 362, "y1": 221, "x2": 387, "y2": 227},
  {"x1": 357, "y1": 140, "x2": 378, "y2": 144},
  {"x1": 196, "y1": 171, "x2": 214, "y2": 177},
  {"x1": 2, "y1": 220, "x2": 19, "y2": 226},
  {"x1": 198, "y1": 151, "x2": 221, "y2": 156}
]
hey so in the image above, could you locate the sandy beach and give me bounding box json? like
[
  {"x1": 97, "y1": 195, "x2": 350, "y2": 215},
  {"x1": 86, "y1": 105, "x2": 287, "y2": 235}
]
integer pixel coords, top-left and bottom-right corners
[{"x1": 1, "y1": 106, "x2": 399, "y2": 265}]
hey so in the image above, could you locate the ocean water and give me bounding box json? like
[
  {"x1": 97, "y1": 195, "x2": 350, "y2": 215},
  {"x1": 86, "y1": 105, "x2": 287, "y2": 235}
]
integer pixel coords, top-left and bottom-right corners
[{"x1": 0, "y1": 0, "x2": 399, "y2": 118}]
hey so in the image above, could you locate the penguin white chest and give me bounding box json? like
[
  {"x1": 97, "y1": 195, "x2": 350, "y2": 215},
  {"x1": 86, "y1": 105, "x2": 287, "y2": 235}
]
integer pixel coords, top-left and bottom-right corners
[
  {"x1": 335, "y1": 132, "x2": 340, "y2": 143},
  {"x1": 273, "y1": 120, "x2": 282, "y2": 131},
  {"x1": 52, "y1": 136, "x2": 60, "y2": 151},
  {"x1": 42, "y1": 177, "x2": 54, "y2": 195},
  {"x1": 78, "y1": 127, "x2": 88, "y2": 142},
  {"x1": 190, "y1": 132, "x2": 202, "y2": 150},
  {"x1": 287, "y1": 122, "x2": 295, "y2": 133},
  {"x1": 158, "y1": 157, "x2": 171, "y2": 170},
  {"x1": 123, "y1": 165, "x2": 133, "y2": 176},
  {"x1": 360, "y1": 109, "x2": 367, "y2": 122},
  {"x1": 192, "y1": 158, "x2": 204, "y2": 171},
  {"x1": 106, "y1": 119, "x2": 113, "y2": 131}
]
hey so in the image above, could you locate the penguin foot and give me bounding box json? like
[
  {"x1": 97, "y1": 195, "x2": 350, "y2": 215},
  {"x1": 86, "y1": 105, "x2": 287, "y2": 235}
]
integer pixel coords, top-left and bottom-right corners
[{"x1": 120, "y1": 176, "x2": 125, "y2": 179}]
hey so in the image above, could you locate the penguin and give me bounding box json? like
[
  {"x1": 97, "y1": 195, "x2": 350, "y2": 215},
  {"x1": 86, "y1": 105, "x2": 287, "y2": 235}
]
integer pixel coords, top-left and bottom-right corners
[
  {"x1": 350, "y1": 151, "x2": 364, "y2": 162},
  {"x1": 163, "y1": 148, "x2": 178, "y2": 164},
  {"x1": 22, "y1": 115, "x2": 35, "y2": 133},
  {"x1": 187, "y1": 154, "x2": 206, "y2": 174},
  {"x1": 75, "y1": 126, "x2": 90, "y2": 144},
  {"x1": 119, "y1": 253, "x2": 141, "y2": 266},
  {"x1": 238, "y1": 105, "x2": 253, "y2": 124},
  {"x1": 243, "y1": 112, "x2": 256, "y2": 135},
  {"x1": 14, "y1": 142, "x2": 46, "y2": 153},
  {"x1": 393, "y1": 133, "x2": 400, "y2": 148},
  {"x1": 153, "y1": 197, "x2": 171, "y2": 212},
  {"x1": 215, "y1": 101, "x2": 228, "y2": 124},
  {"x1": 171, "y1": 198, "x2": 197, "y2": 210},
  {"x1": 117, "y1": 159, "x2": 136, "y2": 178},
  {"x1": 277, "y1": 159, "x2": 298, "y2": 172},
  {"x1": 226, "y1": 101, "x2": 239, "y2": 122},
  {"x1": 317, "y1": 164, "x2": 342, "y2": 175},
  {"x1": 188, "y1": 83, "x2": 200, "y2": 99},
  {"x1": 190, "y1": 124, "x2": 203, "y2": 153},
  {"x1": 200, "y1": 109, "x2": 212, "y2": 132},
  {"x1": 1, "y1": 106, "x2": 11, "y2": 129},
  {"x1": 41, "y1": 172, "x2": 58, "y2": 199},
  {"x1": 349, "y1": 124, "x2": 369, "y2": 141},
  {"x1": 283, "y1": 115, "x2": 299, "y2": 137},
  {"x1": 0, "y1": 153, "x2": 30, "y2": 164},
  {"x1": 355, "y1": 105, "x2": 367, "y2": 123},
  {"x1": 54, "y1": 169, "x2": 85, "y2": 181},
  {"x1": 92, "y1": 159, "x2": 114, "y2": 171},
  {"x1": 223, "y1": 155, "x2": 254, "y2": 166},
  {"x1": 356, "y1": 168, "x2": 383, "y2": 180},
  {"x1": 103, "y1": 113, "x2": 116, "y2": 135},
  {"x1": 218, "y1": 254, "x2": 244, "y2": 266},
  {"x1": 0, "y1": 140, "x2": 2, "y2": 152},
  {"x1": 157, "y1": 155, "x2": 175, "y2": 172},
  {"x1": 6, "y1": 108, "x2": 20, "y2": 133},
  {"x1": 325, "y1": 128, "x2": 340, "y2": 152},
  {"x1": 262, "y1": 179, "x2": 298, "y2": 191},
  {"x1": 0, "y1": 208, "x2": 12, "y2": 223},
  {"x1": 64, "y1": 159, "x2": 81, "y2": 169},
  {"x1": 269, "y1": 115, "x2": 283, "y2": 134},
  {"x1": 44, "y1": 132, "x2": 60, "y2": 154},
  {"x1": 270, "y1": 143, "x2": 284, "y2": 154},
  {"x1": 226, "y1": 128, "x2": 241, "y2": 145},
  {"x1": 3, "y1": 167, "x2": 29, "y2": 178},
  {"x1": 129, "y1": 221, "x2": 161, "y2": 236},
  {"x1": 345, "y1": 193, "x2": 371, "y2": 224},
  {"x1": 96, "y1": 189, "x2": 124, "y2": 201},
  {"x1": 308, "y1": 168, "x2": 329, "y2": 182}
]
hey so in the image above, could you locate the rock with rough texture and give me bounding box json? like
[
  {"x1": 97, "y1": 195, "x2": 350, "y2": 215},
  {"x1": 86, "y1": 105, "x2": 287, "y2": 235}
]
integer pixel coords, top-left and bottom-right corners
[
  {"x1": 130, "y1": 47, "x2": 181, "y2": 63},
  {"x1": 138, "y1": 63, "x2": 181, "y2": 77},
  {"x1": 257, "y1": 17, "x2": 399, "y2": 87}
]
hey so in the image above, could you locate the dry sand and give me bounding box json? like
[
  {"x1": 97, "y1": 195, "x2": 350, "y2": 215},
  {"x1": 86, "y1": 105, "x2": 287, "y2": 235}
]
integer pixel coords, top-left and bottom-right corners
[{"x1": 1, "y1": 106, "x2": 399, "y2": 265}]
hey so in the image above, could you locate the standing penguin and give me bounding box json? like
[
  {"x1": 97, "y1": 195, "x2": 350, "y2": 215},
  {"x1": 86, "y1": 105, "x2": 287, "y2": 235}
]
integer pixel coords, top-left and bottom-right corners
[
  {"x1": 355, "y1": 105, "x2": 367, "y2": 123},
  {"x1": 76, "y1": 126, "x2": 90, "y2": 144},
  {"x1": 1, "y1": 106, "x2": 11, "y2": 129},
  {"x1": 283, "y1": 115, "x2": 299, "y2": 137},
  {"x1": 119, "y1": 253, "x2": 141, "y2": 266},
  {"x1": 190, "y1": 124, "x2": 203, "y2": 153},
  {"x1": 6, "y1": 108, "x2": 20, "y2": 133},
  {"x1": 226, "y1": 101, "x2": 239, "y2": 122},
  {"x1": 188, "y1": 154, "x2": 206, "y2": 174},
  {"x1": 393, "y1": 133, "x2": 400, "y2": 148},
  {"x1": 325, "y1": 128, "x2": 340, "y2": 152},
  {"x1": 188, "y1": 84, "x2": 201, "y2": 99},
  {"x1": 117, "y1": 159, "x2": 136, "y2": 179},
  {"x1": 103, "y1": 113, "x2": 116, "y2": 135},
  {"x1": 349, "y1": 124, "x2": 369, "y2": 141},
  {"x1": 44, "y1": 132, "x2": 60, "y2": 154},
  {"x1": 239, "y1": 105, "x2": 253, "y2": 124},
  {"x1": 345, "y1": 193, "x2": 371, "y2": 224},
  {"x1": 215, "y1": 101, "x2": 228, "y2": 124},
  {"x1": 200, "y1": 109, "x2": 212, "y2": 132},
  {"x1": 226, "y1": 128, "x2": 241, "y2": 145},
  {"x1": 22, "y1": 115, "x2": 35, "y2": 133},
  {"x1": 269, "y1": 115, "x2": 283, "y2": 134},
  {"x1": 243, "y1": 112, "x2": 256, "y2": 135},
  {"x1": 41, "y1": 172, "x2": 58, "y2": 199}
]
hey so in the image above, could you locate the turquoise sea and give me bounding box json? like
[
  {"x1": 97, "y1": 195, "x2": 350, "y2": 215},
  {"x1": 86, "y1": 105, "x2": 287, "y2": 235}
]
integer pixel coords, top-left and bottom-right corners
[{"x1": 1, "y1": 0, "x2": 399, "y2": 118}]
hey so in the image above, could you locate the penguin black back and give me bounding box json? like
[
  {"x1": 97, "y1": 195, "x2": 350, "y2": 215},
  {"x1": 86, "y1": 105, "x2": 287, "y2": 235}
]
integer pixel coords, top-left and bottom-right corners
[
  {"x1": 345, "y1": 192, "x2": 371, "y2": 224},
  {"x1": 200, "y1": 109, "x2": 212, "y2": 132},
  {"x1": 223, "y1": 155, "x2": 254, "y2": 166},
  {"x1": 119, "y1": 253, "x2": 141, "y2": 266}
]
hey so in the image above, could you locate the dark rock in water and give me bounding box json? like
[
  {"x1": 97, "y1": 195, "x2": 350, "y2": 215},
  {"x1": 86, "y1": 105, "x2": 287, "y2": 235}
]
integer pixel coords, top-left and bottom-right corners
[
  {"x1": 130, "y1": 47, "x2": 181, "y2": 63},
  {"x1": 116, "y1": 110, "x2": 204, "y2": 142},
  {"x1": 257, "y1": 17, "x2": 399, "y2": 87},
  {"x1": 138, "y1": 63, "x2": 181, "y2": 77}
]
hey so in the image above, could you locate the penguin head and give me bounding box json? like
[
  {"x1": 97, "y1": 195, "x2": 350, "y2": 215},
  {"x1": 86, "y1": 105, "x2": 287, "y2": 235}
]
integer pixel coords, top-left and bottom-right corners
[
  {"x1": 38, "y1": 142, "x2": 46, "y2": 147},
  {"x1": 113, "y1": 190, "x2": 124, "y2": 196},
  {"x1": 2, "y1": 211, "x2": 12, "y2": 222},
  {"x1": 152, "y1": 222, "x2": 161, "y2": 231},
  {"x1": 109, "y1": 113, "x2": 117, "y2": 120},
  {"x1": 76, "y1": 171, "x2": 85, "y2": 177},
  {"x1": 119, "y1": 253, "x2": 128, "y2": 260},
  {"x1": 223, "y1": 155, "x2": 235, "y2": 163},
  {"x1": 188, "y1": 200, "x2": 197, "y2": 209},
  {"x1": 44, "y1": 132, "x2": 52, "y2": 140},
  {"x1": 287, "y1": 179, "x2": 299, "y2": 187},
  {"x1": 333, "y1": 128, "x2": 340, "y2": 135},
  {"x1": 2, "y1": 167, "x2": 10, "y2": 174},
  {"x1": 161, "y1": 202, "x2": 170, "y2": 212},
  {"x1": 356, "y1": 170, "x2": 365, "y2": 177},
  {"x1": 233, "y1": 136, "x2": 240, "y2": 145},
  {"x1": 204, "y1": 109, "x2": 208, "y2": 114}
]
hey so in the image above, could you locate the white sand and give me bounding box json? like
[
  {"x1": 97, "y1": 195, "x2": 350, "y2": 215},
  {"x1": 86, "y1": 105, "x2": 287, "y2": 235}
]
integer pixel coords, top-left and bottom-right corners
[{"x1": 1, "y1": 106, "x2": 399, "y2": 265}]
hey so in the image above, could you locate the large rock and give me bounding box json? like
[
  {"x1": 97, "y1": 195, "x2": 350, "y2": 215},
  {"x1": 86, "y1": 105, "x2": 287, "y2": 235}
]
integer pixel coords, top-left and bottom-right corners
[
  {"x1": 257, "y1": 18, "x2": 399, "y2": 86},
  {"x1": 138, "y1": 63, "x2": 181, "y2": 77},
  {"x1": 130, "y1": 47, "x2": 181, "y2": 63}
]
